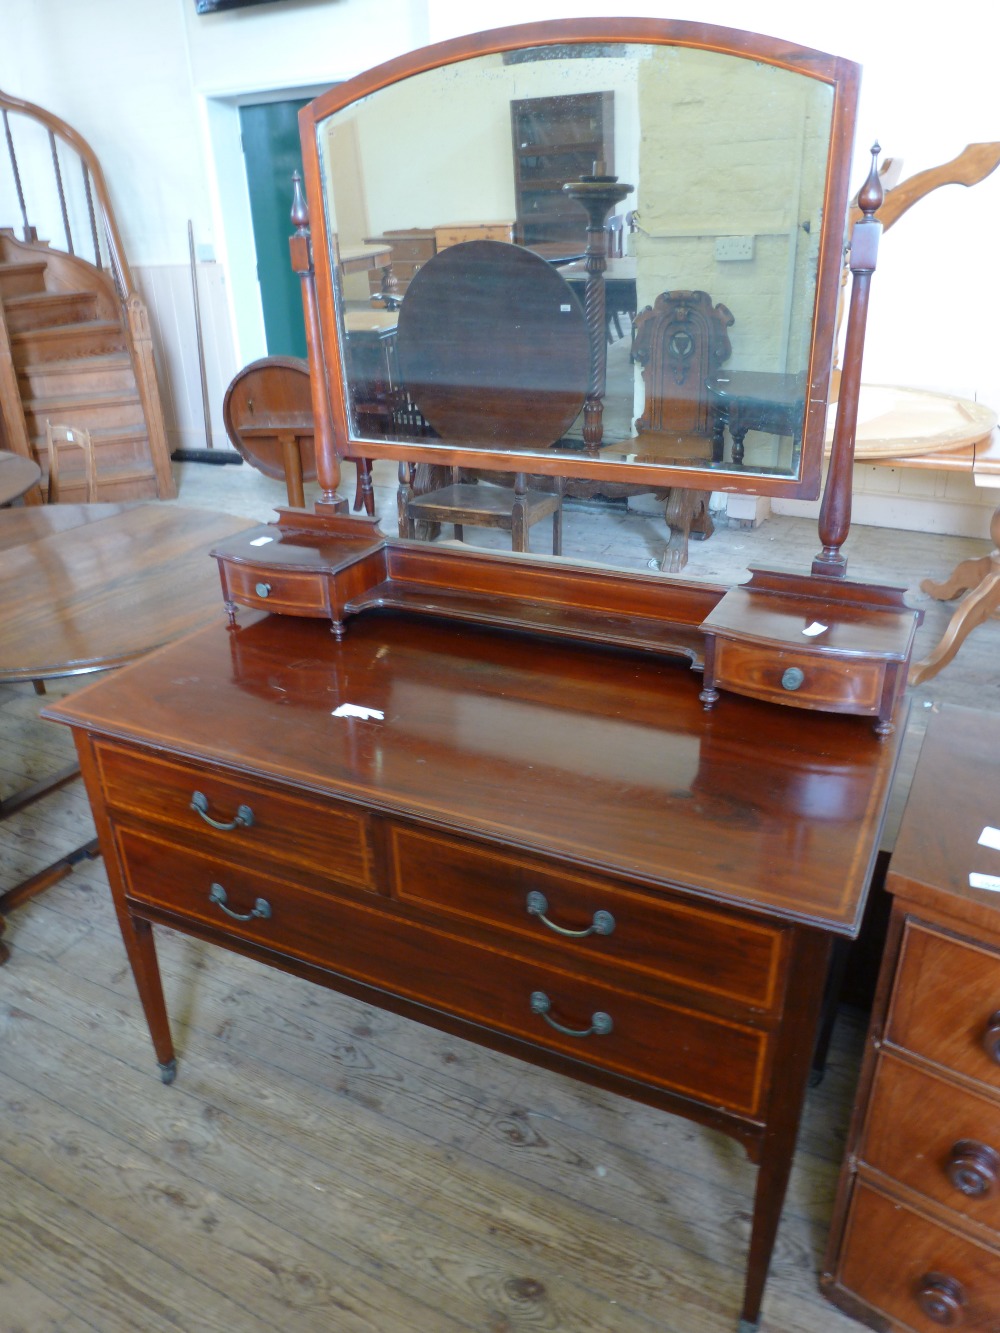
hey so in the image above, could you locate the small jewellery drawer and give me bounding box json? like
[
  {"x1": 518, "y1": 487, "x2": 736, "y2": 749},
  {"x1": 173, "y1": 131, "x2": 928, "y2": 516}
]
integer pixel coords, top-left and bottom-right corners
[
  {"x1": 711, "y1": 638, "x2": 886, "y2": 715},
  {"x1": 96, "y1": 743, "x2": 373, "y2": 891},
  {"x1": 388, "y1": 824, "x2": 786, "y2": 1013},
  {"x1": 861, "y1": 1052, "x2": 1000, "y2": 1230},
  {"x1": 117, "y1": 828, "x2": 770, "y2": 1119},
  {"x1": 838, "y1": 1181, "x2": 1000, "y2": 1331},
  {"x1": 222, "y1": 561, "x2": 332, "y2": 617},
  {"x1": 887, "y1": 922, "x2": 1000, "y2": 1094}
]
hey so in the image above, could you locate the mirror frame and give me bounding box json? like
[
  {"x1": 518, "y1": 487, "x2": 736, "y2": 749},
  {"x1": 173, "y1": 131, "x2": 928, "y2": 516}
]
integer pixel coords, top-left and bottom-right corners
[{"x1": 297, "y1": 18, "x2": 860, "y2": 501}]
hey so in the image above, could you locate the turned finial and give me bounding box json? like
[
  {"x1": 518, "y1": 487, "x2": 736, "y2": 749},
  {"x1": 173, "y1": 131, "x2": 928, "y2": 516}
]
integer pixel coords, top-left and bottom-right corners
[
  {"x1": 857, "y1": 143, "x2": 884, "y2": 218},
  {"x1": 290, "y1": 170, "x2": 309, "y2": 234}
]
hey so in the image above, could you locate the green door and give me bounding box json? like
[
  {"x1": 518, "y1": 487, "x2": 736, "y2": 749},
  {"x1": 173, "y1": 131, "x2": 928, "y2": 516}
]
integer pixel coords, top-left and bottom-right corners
[{"x1": 240, "y1": 98, "x2": 311, "y2": 358}]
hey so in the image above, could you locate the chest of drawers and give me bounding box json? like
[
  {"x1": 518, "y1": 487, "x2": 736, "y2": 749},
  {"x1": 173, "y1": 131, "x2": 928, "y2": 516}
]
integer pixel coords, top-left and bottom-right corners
[
  {"x1": 823, "y1": 705, "x2": 1000, "y2": 1329},
  {"x1": 46, "y1": 608, "x2": 904, "y2": 1331}
]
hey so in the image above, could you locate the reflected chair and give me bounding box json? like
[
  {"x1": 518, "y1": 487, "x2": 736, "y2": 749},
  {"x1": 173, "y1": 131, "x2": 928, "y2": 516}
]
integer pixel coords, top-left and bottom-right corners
[
  {"x1": 44, "y1": 422, "x2": 99, "y2": 503},
  {"x1": 398, "y1": 463, "x2": 562, "y2": 554},
  {"x1": 223, "y1": 356, "x2": 374, "y2": 514}
]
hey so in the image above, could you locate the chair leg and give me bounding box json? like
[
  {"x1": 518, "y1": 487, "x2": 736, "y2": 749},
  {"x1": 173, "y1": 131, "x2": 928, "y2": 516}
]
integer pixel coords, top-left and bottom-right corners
[
  {"x1": 454, "y1": 524, "x2": 464, "y2": 542},
  {"x1": 511, "y1": 473, "x2": 528, "y2": 552},
  {"x1": 353, "y1": 458, "x2": 376, "y2": 515},
  {"x1": 552, "y1": 506, "x2": 562, "y2": 556}
]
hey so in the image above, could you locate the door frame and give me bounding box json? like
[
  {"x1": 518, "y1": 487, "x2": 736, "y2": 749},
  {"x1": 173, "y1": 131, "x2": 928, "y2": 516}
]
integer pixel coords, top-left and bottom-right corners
[{"x1": 199, "y1": 82, "x2": 329, "y2": 370}]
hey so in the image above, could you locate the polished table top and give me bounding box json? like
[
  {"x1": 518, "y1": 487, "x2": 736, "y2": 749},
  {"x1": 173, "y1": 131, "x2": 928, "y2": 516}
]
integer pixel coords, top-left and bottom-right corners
[
  {"x1": 0, "y1": 450, "x2": 42, "y2": 505},
  {"x1": 0, "y1": 502, "x2": 254, "y2": 682},
  {"x1": 49, "y1": 606, "x2": 904, "y2": 933}
]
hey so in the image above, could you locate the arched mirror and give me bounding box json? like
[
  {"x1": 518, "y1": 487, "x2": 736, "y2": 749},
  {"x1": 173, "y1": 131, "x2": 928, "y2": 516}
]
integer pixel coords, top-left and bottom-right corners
[{"x1": 298, "y1": 19, "x2": 859, "y2": 500}]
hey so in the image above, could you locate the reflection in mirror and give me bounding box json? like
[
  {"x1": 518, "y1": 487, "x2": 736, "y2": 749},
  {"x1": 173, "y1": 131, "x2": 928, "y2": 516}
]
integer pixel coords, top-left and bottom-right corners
[{"x1": 315, "y1": 40, "x2": 835, "y2": 484}]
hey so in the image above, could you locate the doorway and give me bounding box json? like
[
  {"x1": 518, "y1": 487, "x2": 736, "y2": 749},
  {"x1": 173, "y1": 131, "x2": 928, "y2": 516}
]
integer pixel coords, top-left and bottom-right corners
[{"x1": 239, "y1": 98, "x2": 311, "y2": 359}]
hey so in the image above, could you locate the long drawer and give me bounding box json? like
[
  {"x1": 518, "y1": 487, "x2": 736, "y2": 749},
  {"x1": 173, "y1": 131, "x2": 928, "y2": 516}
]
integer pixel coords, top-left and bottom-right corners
[
  {"x1": 389, "y1": 823, "x2": 786, "y2": 1015},
  {"x1": 838, "y1": 1181, "x2": 1000, "y2": 1331},
  {"x1": 95, "y1": 743, "x2": 374, "y2": 892},
  {"x1": 887, "y1": 922, "x2": 1000, "y2": 1094},
  {"x1": 861, "y1": 1052, "x2": 1000, "y2": 1231},
  {"x1": 115, "y1": 827, "x2": 772, "y2": 1118}
]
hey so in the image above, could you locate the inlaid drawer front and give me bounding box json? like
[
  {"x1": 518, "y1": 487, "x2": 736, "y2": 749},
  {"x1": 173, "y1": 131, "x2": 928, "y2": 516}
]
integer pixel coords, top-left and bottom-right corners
[
  {"x1": 117, "y1": 828, "x2": 769, "y2": 1119},
  {"x1": 888, "y1": 923, "x2": 1000, "y2": 1094},
  {"x1": 223, "y1": 562, "x2": 331, "y2": 616},
  {"x1": 96, "y1": 743, "x2": 373, "y2": 891},
  {"x1": 712, "y1": 638, "x2": 885, "y2": 714},
  {"x1": 389, "y1": 824, "x2": 786, "y2": 1013},
  {"x1": 839, "y1": 1181, "x2": 1000, "y2": 1331},
  {"x1": 862, "y1": 1053, "x2": 1000, "y2": 1230}
]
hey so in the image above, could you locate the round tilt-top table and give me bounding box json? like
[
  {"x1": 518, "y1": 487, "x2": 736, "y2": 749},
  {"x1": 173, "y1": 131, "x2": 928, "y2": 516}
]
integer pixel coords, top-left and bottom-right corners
[{"x1": 0, "y1": 502, "x2": 255, "y2": 962}]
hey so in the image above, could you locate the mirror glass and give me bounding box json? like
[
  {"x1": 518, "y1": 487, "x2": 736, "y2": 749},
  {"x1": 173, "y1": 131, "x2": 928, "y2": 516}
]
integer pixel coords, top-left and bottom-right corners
[{"x1": 313, "y1": 40, "x2": 838, "y2": 485}]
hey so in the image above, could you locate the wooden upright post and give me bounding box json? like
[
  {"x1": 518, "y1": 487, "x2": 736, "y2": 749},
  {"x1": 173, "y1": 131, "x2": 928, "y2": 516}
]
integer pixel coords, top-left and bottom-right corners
[
  {"x1": 289, "y1": 171, "x2": 342, "y2": 509},
  {"x1": 813, "y1": 146, "x2": 883, "y2": 577}
]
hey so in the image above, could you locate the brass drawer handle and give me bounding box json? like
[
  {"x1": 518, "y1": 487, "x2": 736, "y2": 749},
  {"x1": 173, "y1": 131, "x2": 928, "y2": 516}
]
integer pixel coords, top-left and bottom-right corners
[
  {"x1": 916, "y1": 1272, "x2": 965, "y2": 1326},
  {"x1": 191, "y1": 790, "x2": 254, "y2": 832},
  {"x1": 781, "y1": 667, "x2": 805, "y2": 691},
  {"x1": 526, "y1": 890, "x2": 615, "y2": 938},
  {"x1": 530, "y1": 991, "x2": 612, "y2": 1038},
  {"x1": 946, "y1": 1139, "x2": 1000, "y2": 1198},
  {"x1": 208, "y1": 882, "x2": 271, "y2": 923}
]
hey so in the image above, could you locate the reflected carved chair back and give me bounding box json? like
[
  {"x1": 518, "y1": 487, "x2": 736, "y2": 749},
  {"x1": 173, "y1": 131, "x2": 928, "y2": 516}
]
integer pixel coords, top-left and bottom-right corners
[
  {"x1": 632, "y1": 290, "x2": 734, "y2": 458},
  {"x1": 630, "y1": 290, "x2": 735, "y2": 573}
]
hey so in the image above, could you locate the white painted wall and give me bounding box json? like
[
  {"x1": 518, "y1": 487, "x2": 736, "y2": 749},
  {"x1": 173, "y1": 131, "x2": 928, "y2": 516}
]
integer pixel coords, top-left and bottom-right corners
[{"x1": 1, "y1": 0, "x2": 998, "y2": 504}]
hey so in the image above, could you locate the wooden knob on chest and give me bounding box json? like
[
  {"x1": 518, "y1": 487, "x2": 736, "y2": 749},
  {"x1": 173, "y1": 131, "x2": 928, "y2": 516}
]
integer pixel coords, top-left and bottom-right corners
[
  {"x1": 947, "y1": 1139, "x2": 1000, "y2": 1198},
  {"x1": 916, "y1": 1273, "x2": 966, "y2": 1325},
  {"x1": 982, "y1": 1010, "x2": 1000, "y2": 1064}
]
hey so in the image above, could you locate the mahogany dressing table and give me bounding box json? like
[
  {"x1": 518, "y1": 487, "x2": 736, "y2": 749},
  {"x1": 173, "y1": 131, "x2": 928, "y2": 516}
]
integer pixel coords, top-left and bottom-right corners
[{"x1": 42, "y1": 18, "x2": 926, "y2": 1331}]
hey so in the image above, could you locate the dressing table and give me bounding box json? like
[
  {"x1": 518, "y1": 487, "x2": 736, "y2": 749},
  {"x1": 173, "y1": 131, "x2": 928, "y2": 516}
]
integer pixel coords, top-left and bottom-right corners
[{"x1": 43, "y1": 18, "x2": 923, "y2": 1330}]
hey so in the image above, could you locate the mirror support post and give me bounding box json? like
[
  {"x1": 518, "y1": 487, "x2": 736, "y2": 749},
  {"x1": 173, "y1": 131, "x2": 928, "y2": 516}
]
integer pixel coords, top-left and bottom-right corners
[
  {"x1": 563, "y1": 170, "x2": 633, "y2": 449},
  {"x1": 289, "y1": 172, "x2": 343, "y2": 510},
  {"x1": 813, "y1": 146, "x2": 883, "y2": 578}
]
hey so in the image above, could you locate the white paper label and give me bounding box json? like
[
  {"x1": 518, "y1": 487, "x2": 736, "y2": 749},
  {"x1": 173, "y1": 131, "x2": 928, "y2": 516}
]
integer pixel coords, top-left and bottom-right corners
[
  {"x1": 802, "y1": 621, "x2": 828, "y2": 637},
  {"x1": 970, "y1": 872, "x2": 1000, "y2": 892},
  {"x1": 249, "y1": 535, "x2": 274, "y2": 547},
  {"x1": 978, "y1": 826, "x2": 1000, "y2": 852},
  {"x1": 332, "y1": 703, "x2": 384, "y2": 721}
]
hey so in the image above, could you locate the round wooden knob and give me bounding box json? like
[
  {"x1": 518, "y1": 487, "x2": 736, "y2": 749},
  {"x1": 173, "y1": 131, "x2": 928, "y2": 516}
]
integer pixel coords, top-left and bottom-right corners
[
  {"x1": 947, "y1": 1139, "x2": 1000, "y2": 1198},
  {"x1": 916, "y1": 1273, "x2": 966, "y2": 1325},
  {"x1": 982, "y1": 1010, "x2": 1000, "y2": 1064}
]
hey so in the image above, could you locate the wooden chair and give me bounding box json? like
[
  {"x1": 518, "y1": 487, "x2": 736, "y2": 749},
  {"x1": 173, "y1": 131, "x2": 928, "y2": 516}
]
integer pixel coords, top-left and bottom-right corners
[
  {"x1": 44, "y1": 422, "x2": 99, "y2": 503},
  {"x1": 223, "y1": 356, "x2": 373, "y2": 514},
  {"x1": 398, "y1": 463, "x2": 562, "y2": 554}
]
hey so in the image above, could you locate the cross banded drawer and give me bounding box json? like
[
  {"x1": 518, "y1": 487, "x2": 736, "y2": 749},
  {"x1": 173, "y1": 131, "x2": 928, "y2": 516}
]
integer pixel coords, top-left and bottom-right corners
[
  {"x1": 389, "y1": 823, "x2": 786, "y2": 1015},
  {"x1": 224, "y1": 562, "x2": 332, "y2": 617},
  {"x1": 711, "y1": 638, "x2": 886, "y2": 715},
  {"x1": 96, "y1": 742, "x2": 374, "y2": 892},
  {"x1": 116, "y1": 827, "x2": 770, "y2": 1118}
]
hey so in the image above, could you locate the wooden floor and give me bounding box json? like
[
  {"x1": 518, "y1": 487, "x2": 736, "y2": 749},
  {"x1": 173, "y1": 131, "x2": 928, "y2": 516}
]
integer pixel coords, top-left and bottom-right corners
[{"x1": 3, "y1": 462, "x2": 1000, "y2": 1332}]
